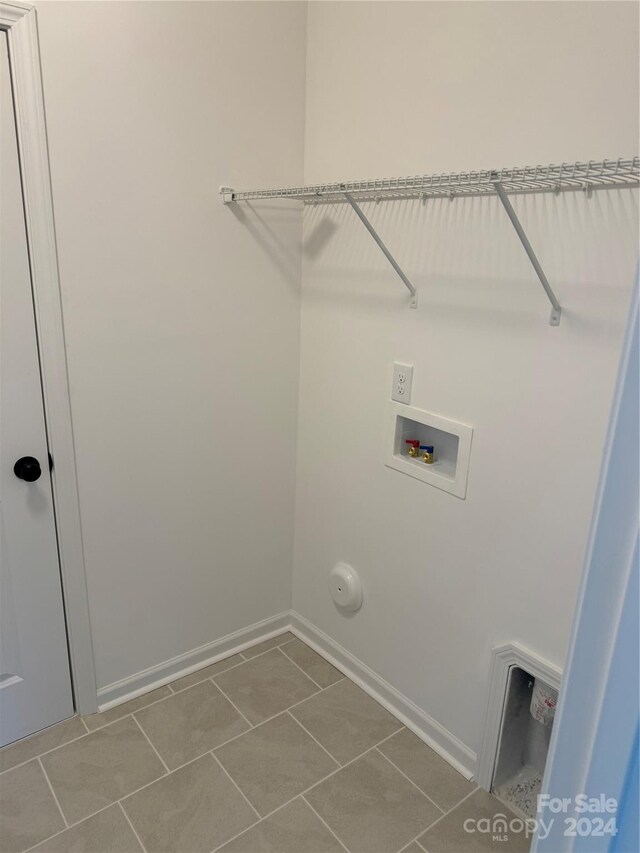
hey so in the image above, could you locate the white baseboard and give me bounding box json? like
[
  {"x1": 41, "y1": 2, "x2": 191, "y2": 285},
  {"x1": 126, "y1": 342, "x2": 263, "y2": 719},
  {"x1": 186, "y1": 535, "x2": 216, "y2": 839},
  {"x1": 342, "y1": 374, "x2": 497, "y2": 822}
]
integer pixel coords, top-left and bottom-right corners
[
  {"x1": 96, "y1": 612, "x2": 291, "y2": 711},
  {"x1": 96, "y1": 607, "x2": 477, "y2": 782},
  {"x1": 289, "y1": 611, "x2": 477, "y2": 780}
]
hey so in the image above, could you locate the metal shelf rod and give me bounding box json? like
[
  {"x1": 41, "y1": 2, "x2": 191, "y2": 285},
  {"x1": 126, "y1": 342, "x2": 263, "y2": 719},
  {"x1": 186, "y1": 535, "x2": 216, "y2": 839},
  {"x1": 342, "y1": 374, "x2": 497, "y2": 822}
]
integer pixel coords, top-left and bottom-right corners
[
  {"x1": 492, "y1": 180, "x2": 562, "y2": 326},
  {"x1": 342, "y1": 189, "x2": 417, "y2": 309}
]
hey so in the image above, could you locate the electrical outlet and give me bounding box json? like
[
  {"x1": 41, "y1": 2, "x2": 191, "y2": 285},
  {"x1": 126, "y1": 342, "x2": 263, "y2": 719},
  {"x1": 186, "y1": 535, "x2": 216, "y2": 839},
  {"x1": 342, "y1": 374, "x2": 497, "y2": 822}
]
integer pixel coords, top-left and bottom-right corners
[{"x1": 392, "y1": 363, "x2": 413, "y2": 404}]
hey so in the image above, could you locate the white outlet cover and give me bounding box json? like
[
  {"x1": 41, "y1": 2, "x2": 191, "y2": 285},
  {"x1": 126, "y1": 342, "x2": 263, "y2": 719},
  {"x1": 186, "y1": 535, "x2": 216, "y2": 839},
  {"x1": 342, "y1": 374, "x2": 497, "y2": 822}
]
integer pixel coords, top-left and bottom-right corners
[
  {"x1": 329, "y1": 563, "x2": 363, "y2": 612},
  {"x1": 392, "y1": 363, "x2": 413, "y2": 404}
]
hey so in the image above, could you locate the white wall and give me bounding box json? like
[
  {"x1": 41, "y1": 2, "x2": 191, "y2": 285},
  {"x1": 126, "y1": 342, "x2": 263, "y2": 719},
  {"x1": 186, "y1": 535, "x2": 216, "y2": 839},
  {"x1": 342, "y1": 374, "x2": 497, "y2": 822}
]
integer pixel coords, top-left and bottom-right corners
[
  {"x1": 293, "y1": 1, "x2": 639, "y2": 761},
  {"x1": 35, "y1": 1, "x2": 306, "y2": 691}
]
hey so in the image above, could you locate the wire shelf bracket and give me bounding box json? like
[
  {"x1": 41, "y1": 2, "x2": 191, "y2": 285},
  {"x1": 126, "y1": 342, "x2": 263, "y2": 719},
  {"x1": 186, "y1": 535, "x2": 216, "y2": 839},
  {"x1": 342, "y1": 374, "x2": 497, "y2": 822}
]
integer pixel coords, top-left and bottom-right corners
[
  {"x1": 220, "y1": 157, "x2": 639, "y2": 325},
  {"x1": 492, "y1": 176, "x2": 561, "y2": 326},
  {"x1": 342, "y1": 188, "x2": 417, "y2": 309}
]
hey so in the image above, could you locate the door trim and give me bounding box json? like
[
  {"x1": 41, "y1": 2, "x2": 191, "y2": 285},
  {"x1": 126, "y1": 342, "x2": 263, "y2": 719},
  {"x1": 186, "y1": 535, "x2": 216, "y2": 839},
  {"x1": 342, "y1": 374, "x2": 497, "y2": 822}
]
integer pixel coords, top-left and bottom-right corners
[{"x1": 1, "y1": 1, "x2": 98, "y2": 713}]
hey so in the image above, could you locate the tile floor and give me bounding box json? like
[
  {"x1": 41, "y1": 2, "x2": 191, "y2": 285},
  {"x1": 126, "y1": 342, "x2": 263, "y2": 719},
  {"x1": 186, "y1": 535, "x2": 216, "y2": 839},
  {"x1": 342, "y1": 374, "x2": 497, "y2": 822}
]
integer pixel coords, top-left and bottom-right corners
[{"x1": 0, "y1": 633, "x2": 530, "y2": 853}]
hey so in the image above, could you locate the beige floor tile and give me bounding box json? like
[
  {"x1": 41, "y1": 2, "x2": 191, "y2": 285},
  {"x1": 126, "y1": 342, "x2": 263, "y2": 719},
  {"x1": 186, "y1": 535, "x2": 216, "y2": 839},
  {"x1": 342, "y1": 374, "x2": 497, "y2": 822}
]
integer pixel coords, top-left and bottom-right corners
[
  {"x1": 400, "y1": 843, "x2": 425, "y2": 853},
  {"x1": 30, "y1": 804, "x2": 143, "y2": 853},
  {"x1": 241, "y1": 633, "x2": 295, "y2": 659},
  {"x1": 83, "y1": 687, "x2": 172, "y2": 732},
  {"x1": 280, "y1": 640, "x2": 344, "y2": 689},
  {"x1": 40, "y1": 716, "x2": 165, "y2": 824},
  {"x1": 0, "y1": 717, "x2": 86, "y2": 774},
  {"x1": 134, "y1": 679, "x2": 249, "y2": 770},
  {"x1": 0, "y1": 759, "x2": 65, "y2": 852},
  {"x1": 122, "y1": 753, "x2": 256, "y2": 853},
  {"x1": 215, "y1": 712, "x2": 338, "y2": 816},
  {"x1": 218, "y1": 798, "x2": 345, "y2": 853},
  {"x1": 290, "y1": 679, "x2": 401, "y2": 764},
  {"x1": 306, "y1": 749, "x2": 440, "y2": 853},
  {"x1": 169, "y1": 653, "x2": 244, "y2": 692},
  {"x1": 378, "y1": 729, "x2": 474, "y2": 810},
  {"x1": 418, "y1": 789, "x2": 531, "y2": 853},
  {"x1": 214, "y1": 649, "x2": 318, "y2": 725}
]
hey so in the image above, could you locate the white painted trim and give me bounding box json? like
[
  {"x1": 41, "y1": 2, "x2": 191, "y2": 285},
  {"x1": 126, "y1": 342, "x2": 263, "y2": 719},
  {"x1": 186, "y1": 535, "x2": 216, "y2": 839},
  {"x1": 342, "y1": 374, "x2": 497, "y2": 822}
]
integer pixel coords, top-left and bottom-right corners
[
  {"x1": 289, "y1": 611, "x2": 476, "y2": 779},
  {"x1": 97, "y1": 612, "x2": 291, "y2": 710},
  {"x1": 97, "y1": 607, "x2": 478, "y2": 780},
  {"x1": 1, "y1": 2, "x2": 98, "y2": 713},
  {"x1": 475, "y1": 642, "x2": 562, "y2": 791},
  {"x1": 532, "y1": 280, "x2": 639, "y2": 853}
]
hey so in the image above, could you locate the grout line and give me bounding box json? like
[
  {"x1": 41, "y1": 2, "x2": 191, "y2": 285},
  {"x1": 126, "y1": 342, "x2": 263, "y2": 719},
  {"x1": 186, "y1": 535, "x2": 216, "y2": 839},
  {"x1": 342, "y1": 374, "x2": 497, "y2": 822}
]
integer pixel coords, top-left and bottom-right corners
[
  {"x1": 37, "y1": 756, "x2": 69, "y2": 828},
  {"x1": 79, "y1": 716, "x2": 90, "y2": 734},
  {"x1": 302, "y1": 795, "x2": 350, "y2": 852},
  {"x1": 1, "y1": 690, "x2": 184, "y2": 774},
  {"x1": 26, "y1": 649, "x2": 341, "y2": 781},
  {"x1": 239, "y1": 646, "x2": 284, "y2": 662},
  {"x1": 209, "y1": 678, "x2": 255, "y2": 729},
  {"x1": 214, "y1": 742, "x2": 386, "y2": 841},
  {"x1": 209, "y1": 663, "x2": 341, "y2": 736},
  {"x1": 124, "y1": 748, "x2": 204, "y2": 785},
  {"x1": 416, "y1": 836, "x2": 429, "y2": 852},
  {"x1": 272, "y1": 645, "x2": 320, "y2": 694},
  {"x1": 210, "y1": 814, "x2": 262, "y2": 852},
  {"x1": 27, "y1": 754, "x2": 374, "y2": 853},
  {"x1": 168, "y1": 657, "x2": 248, "y2": 694},
  {"x1": 414, "y1": 785, "x2": 480, "y2": 838},
  {"x1": 285, "y1": 712, "x2": 340, "y2": 768},
  {"x1": 74, "y1": 637, "x2": 338, "y2": 747},
  {"x1": 21, "y1": 802, "x2": 118, "y2": 853},
  {"x1": 398, "y1": 832, "x2": 428, "y2": 853},
  {"x1": 293, "y1": 733, "x2": 452, "y2": 806},
  {"x1": 279, "y1": 646, "x2": 323, "y2": 691},
  {"x1": 23, "y1": 827, "x2": 69, "y2": 852},
  {"x1": 27, "y1": 756, "x2": 206, "y2": 852},
  {"x1": 0, "y1": 732, "x2": 92, "y2": 776},
  {"x1": 88, "y1": 650, "x2": 247, "y2": 717},
  {"x1": 27, "y1": 684, "x2": 408, "y2": 850},
  {"x1": 154, "y1": 695, "x2": 334, "y2": 779},
  {"x1": 210, "y1": 751, "x2": 261, "y2": 821},
  {"x1": 371, "y1": 725, "x2": 406, "y2": 749},
  {"x1": 290, "y1": 745, "x2": 378, "y2": 800},
  {"x1": 118, "y1": 769, "x2": 188, "y2": 807},
  {"x1": 119, "y1": 801, "x2": 148, "y2": 853},
  {"x1": 131, "y1": 715, "x2": 170, "y2": 775},
  {"x1": 17, "y1": 648, "x2": 475, "y2": 853},
  {"x1": 209, "y1": 783, "x2": 348, "y2": 853},
  {"x1": 80, "y1": 692, "x2": 174, "y2": 732},
  {"x1": 375, "y1": 748, "x2": 445, "y2": 814},
  {"x1": 253, "y1": 784, "x2": 320, "y2": 822},
  {"x1": 0, "y1": 716, "x2": 99, "y2": 776},
  {"x1": 240, "y1": 635, "x2": 295, "y2": 661}
]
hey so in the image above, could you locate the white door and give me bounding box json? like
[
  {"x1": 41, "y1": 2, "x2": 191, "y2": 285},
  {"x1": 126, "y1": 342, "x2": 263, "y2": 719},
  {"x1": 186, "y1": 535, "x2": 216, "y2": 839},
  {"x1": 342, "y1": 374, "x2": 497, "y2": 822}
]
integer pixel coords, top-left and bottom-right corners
[{"x1": 0, "y1": 30, "x2": 74, "y2": 746}]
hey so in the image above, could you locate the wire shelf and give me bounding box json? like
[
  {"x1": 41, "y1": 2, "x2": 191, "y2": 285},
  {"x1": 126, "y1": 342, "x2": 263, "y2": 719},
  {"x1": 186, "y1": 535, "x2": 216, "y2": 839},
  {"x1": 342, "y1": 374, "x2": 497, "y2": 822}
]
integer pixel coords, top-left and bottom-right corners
[
  {"x1": 221, "y1": 156, "x2": 638, "y2": 324},
  {"x1": 221, "y1": 157, "x2": 639, "y2": 205}
]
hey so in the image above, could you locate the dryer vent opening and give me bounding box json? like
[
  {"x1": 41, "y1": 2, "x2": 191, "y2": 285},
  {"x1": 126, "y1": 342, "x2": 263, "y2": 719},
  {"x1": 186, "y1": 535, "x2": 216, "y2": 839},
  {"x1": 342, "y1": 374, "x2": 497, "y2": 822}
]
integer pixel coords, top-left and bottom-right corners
[{"x1": 492, "y1": 667, "x2": 558, "y2": 819}]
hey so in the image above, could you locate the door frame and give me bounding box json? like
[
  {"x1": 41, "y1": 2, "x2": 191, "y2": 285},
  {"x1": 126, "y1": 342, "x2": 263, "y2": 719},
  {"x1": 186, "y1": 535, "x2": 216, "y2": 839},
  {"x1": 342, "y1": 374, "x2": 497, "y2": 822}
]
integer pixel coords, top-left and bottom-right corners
[
  {"x1": 1, "y1": 1, "x2": 97, "y2": 714},
  {"x1": 531, "y1": 279, "x2": 638, "y2": 851}
]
